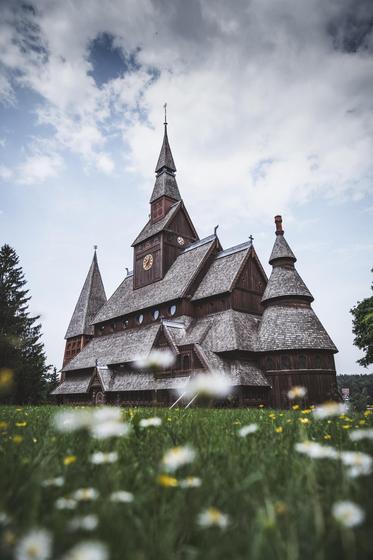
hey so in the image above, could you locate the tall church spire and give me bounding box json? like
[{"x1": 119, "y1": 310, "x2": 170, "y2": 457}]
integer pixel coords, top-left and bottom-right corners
[
  {"x1": 65, "y1": 248, "x2": 107, "y2": 339},
  {"x1": 150, "y1": 109, "x2": 181, "y2": 204}
]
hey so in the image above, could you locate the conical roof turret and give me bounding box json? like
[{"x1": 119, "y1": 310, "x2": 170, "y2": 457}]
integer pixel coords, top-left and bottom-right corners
[
  {"x1": 150, "y1": 115, "x2": 181, "y2": 203},
  {"x1": 262, "y1": 216, "x2": 313, "y2": 304},
  {"x1": 65, "y1": 248, "x2": 107, "y2": 339},
  {"x1": 155, "y1": 123, "x2": 177, "y2": 174}
]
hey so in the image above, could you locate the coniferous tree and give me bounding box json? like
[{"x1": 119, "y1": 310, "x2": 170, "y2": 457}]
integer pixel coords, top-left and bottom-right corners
[{"x1": 0, "y1": 244, "x2": 49, "y2": 403}]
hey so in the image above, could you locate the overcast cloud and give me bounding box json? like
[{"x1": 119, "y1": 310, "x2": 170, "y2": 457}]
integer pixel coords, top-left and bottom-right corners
[{"x1": 0, "y1": 0, "x2": 372, "y2": 373}]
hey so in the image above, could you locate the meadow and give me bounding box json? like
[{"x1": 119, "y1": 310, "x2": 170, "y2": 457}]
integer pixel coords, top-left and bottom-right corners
[{"x1": 0, "y1": 405, "x2": 372, "y2": 560}]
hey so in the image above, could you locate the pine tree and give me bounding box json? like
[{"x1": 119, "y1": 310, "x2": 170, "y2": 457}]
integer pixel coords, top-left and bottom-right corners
[
  {"x1": 0, "y1": 244, "x2": 49, "y2": 404},
  {"x1": 46, "y1": 366, "x2": 59, "y2": 394}
]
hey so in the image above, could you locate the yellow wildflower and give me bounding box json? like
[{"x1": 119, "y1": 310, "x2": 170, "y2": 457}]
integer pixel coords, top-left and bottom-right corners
[
  {"x1": 364, "y1": 410, "x2": 372, "y2": 417},
  {"x1": 157, "y1": 474, "x2": 178, "y2": 487},
  {"x1": 0, "y1": 421, "x2": 8, "y2": 430},
  {"x1": 16, "y1": 422, "x2": 27, "y2": 427},
  {"x1": 324, "y1": 434, "x2": 332, "y2": 440},
  {"x1": 63, "y1": 455, "x2": 77, "y2": 466},
  {"x1": 286, "y1": 419, "x2": 292, "y2": 423},
  {"x1": 359, "y1": 420, "x2": 366, "y2": 425},
  {"x1": 13, "y1": 435, "x2": 23, "y2": 444},
  {"x1": 292, "y1": 405, "x2": 300, "y2": 410},
  {"x1": 299, "y1": 418, "x2": 310, "y2": 424},
  {"x1": 233, "y1": 421, "x2": 241, "y2": 425},
  {"x1": 0, "y1": 368, "x2": 13, "y2": 387},
  {"x1": 269, "y1": 414, "x2": 276, "y2": 420},
  {"x1": 301, "y1": 409, "x2": 312, "y2": 414},
  {"x1": 274, "y1": 501, "x2": 287, "y2": 515},
  {"x1": 342, "y1": 425, "x2": 352, "y2": 430},
  {"x1": 258, "y1": 404, "x2": 264, "y2": 408},
  {"x1": 275, "y1": 427, "x2": 283, "y2": 433}
]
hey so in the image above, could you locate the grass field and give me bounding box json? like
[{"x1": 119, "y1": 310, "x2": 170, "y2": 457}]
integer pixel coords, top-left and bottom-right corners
[{"x1": 0, "y1": 405, "x2": 372, "y2": 560}]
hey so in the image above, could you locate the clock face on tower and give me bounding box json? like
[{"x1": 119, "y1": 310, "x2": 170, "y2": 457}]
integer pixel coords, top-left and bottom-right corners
[{"x1": 143, "y1": 254, "x2": 153, "y2": 270}]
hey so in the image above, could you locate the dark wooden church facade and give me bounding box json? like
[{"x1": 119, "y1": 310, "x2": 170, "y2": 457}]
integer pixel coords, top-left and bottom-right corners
[{"x1": 53, "y1": 122, "x2": 339, "y2": 408}]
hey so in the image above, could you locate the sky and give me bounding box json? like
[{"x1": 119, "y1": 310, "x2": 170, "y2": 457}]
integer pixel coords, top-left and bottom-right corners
[{"x1": 0, "y1": 0, "x2": 372, "y2": 375}]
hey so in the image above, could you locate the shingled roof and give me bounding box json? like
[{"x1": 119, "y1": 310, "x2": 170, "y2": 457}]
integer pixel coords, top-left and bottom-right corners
[
  {"x1": 262, "y1": 266, "x2": 313, "y2": 303},
  {"x1": 192, "y1": 242, "x2": 251, "y2": 301},
  {"x1": 62, "y1": 323, "x2": 160, "y2": 372},
  {"x1": 132, "y1": 201, "x2": 181, "y2": 246},
  {"x1": 150, "y1": 171, "x2": 181, "y2": 204},
  {"x1": 155, "y1": 124, "x2": 176, "y2": 173},
  {"x1": 93, "y1": 236, "x2": 217, "y2": 324},
  {"x1": 257, "y1": 305, "x2": 337, "y2": 352},
  {"x1": 65, "y1": 250, "x2": 107, "y2": 339},
  {"x1": 52, "y1": 372, "x2": 92, "y2": 394},
  {"x1": 269, "y1": 235, "x2": 296, "y2": 264}
]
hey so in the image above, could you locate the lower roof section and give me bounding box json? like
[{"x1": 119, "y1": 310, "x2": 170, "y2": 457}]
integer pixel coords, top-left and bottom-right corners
[
  {"x1": 52, "y1": 372, "x2": 92, "y2": 395},
  {"x1": 62, "y1": 323, "x2": 160, "y2": 372},
  {"x1": 257, "y1": 305, "x2": 337, "y2": 352}
]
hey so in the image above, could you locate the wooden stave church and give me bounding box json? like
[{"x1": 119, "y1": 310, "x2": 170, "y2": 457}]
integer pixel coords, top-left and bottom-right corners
[{"x1": 52, "y1": 121, "x2": 339, "y2": 408}]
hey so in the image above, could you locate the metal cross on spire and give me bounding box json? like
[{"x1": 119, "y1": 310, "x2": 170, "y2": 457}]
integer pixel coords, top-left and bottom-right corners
[
  {"x1": 249, "y1": 235, "x2": 254, "y2": 244},
  {"x1": 163, "y1": 102, "x2": 167, "y2": 125},
  {"x1": 94, "y1": 245, "x2": 98, "y2": 251}
]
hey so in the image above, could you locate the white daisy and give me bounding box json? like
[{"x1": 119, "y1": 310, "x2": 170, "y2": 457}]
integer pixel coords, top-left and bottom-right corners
[
  {"x1": 90, "y1": 452, "x2": 118, "y2": 465},
  {"x1": 55, "y1": 498, "x2": 77, "y2": 510},
  {"x1": 62, "y1": 541, "x2": 109, "y2": 560},
  {"x1": 180, "y1": 371, "x2": 231, "y2": 399},
  {"x1": 287, "y1": 386, "x2": 307, "y2": 400},
  {"x1": 92, "y1": 408, "x2": 122, "y2": 424},
  {"x1": 312, "y1": 402, "x2": 348, "y2": 419},
  {"x1": 139, "y1": 417, "x2": 162, "y2": 428},
  {"x1": 68, "y1": 515, "x2": 98, "y2": 531},
  {"x1": 42, "y1": 477, "x2": 65, "y2": 488},
  {"x1": 53, "y1": 410, "x2": 92, "y2": 433},
  {"x1": 340, "y1": 451, "x2": 373, "y2": 478},
  {"x1": 238, "y1": 423, "x2": 258, "y2": 437},
  {"x1": 349, "y1": 428, "x2": 373, "y2": 442},
  {"x1": 179, "y1": 477, "x2": 202, "y2": 488},
  {"x1": 15, "y1": 529, "x2": 52, "y2": 560},
  {"x1": 161, "y1": 446, "x2": 196, "y2": 472},
  {"x1": 72, "y1": 488, "x2": 99, "y2": 502},
  {"x1": 91, "y1": 421, "x2": 130, "y2": 439},
  {"x1": 295, "y1": 441, "x2": 339, "y2": 459},
  {"x1": 110, "y1": 491, "x2": 134, "y2": 503},
  {"x1": 197, "y1": 507, "x2": 230, "y2": 529},
  {"x1": 135, "y1": 349, "x2": 175, "y2": 370},
  {"x1": 332, "y1": 501, "x2": 365, "y2": 528}
]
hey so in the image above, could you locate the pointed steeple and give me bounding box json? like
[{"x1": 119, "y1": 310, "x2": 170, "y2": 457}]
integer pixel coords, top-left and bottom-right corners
[
  {"x1": 65, "y1": 248, "x2": 107, "y2": 339},
  {"x1": 150, "y1": 110, "x2": 181, "y2": 204},
  {"x1": 262, "y1": 216, "x2": 313, "y2": 304}
]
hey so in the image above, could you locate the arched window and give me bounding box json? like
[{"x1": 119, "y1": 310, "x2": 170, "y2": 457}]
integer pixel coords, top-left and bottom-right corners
[
  {"x1": 123, "y1": 319, "x2": 129, "y2": 329},
  {"x1": 152, "y1": 309, "x2": 160, "y2": 321},
  {"x1": 169, "y1": 304, "x2": 177, "y2": 316},
  {"x1": 137, "y1": 314, "x2": 144, "y2": 325}
]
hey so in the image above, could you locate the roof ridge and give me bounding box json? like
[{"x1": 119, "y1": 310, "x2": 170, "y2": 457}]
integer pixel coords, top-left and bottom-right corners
[
  {"x1": 216, "y1": 240, "x2": 252, "y2": 259},
  {"x1": 182, "y1": 234, "x2": 216, "y2": 253}
]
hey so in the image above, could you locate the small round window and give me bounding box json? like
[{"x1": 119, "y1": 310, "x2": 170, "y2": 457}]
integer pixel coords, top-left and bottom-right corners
[
  {"x1": 153, "y1": 309, "x2": 160, "y2": 321},
  {"x1": 169, "y1": 304, "x2": 177, "y2": 316},
  {"x1": 123, "y1": 319, "x2": 129, "y2": 329},
  {"x1": 137, "y1": 314, "x2": 144, "y2": 324}
]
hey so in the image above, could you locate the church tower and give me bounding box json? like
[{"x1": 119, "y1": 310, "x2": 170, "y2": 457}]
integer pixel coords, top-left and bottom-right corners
[
  {"x1": 258, "y1": 216, "x2": 338, "y2": 407},
  {"x1": 63, "y1": 248, "x2": 106, "y2": 367},
  {"x1": 132, "y1": 113, "x2": 198, "y2": 289}
]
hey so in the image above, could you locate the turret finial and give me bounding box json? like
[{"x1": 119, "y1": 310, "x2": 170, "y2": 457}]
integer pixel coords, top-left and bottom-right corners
[
  {"x1": 94, "y1": 245, "x2": 98, "y2": 251},
  {"x1": 249, "y1": 234, "x2": 254, "y2": 244},
  {"x1": 163, "y1": 102, "x2": 167, "y2": 126},
  {"x1": 274, "y1": 215, "x2": 284, "y2": 236},
  {"x1": 214, "y1": 225, "x2": 219, "y2": 236}
]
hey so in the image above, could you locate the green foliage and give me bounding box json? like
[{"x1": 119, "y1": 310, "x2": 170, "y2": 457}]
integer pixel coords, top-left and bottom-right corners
[
  {"x1": 337, "y1": 374, "x2": 373, "y2": 401},
  {"x1": 0, "y1": 406, "x2": 372, "y2": 560},
  {"x1": 350, "y1": 272, "x2": 373, "y2": 367},
  {"x1": 0, "y1": 244, "x2": 49, "y2": 404}
]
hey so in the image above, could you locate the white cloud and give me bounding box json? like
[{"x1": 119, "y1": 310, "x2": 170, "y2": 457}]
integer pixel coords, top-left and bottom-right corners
[
  {"x1": 0, "y1": 164, "x2": 13, "y2": 180},
  {"x1": 18, "y1": 152, "x2": 64, "y2": 185},
  {"x1": 95, "y1": 152, "x2": 114, "y2": 174}
]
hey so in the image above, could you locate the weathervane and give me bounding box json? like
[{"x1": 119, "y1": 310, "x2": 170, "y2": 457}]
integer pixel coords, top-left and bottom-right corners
[{"x1": 163, "y1": 102, "x2": 167, "y2": 125}]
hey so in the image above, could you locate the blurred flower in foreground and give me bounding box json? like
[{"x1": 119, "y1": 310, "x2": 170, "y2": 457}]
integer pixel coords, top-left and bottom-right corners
[
  {"x1": 110, "y1": 491, "x2": 134, "y2": 503},
  {"x1": 312, "y1": 402, "x2": 348, "y2": 420},
  {"x1": 295, "y1": 442, "x2": 338, "y2": 459},
  {"x1": 135, "y1": 349, "x2": 175, "y2": 370},
  {"x1": 157, "y1": 474, "x2": 178, "y2": 487},
  {"x1": 180, "y1": 477, "x2": 202, "y2": 488},
  {"x1": 0, "y1": 368, "x2": 13, "y2": 394},
  {"x1": 332, "y1": 501, "x2": 365, "y2": 528},
  {"x1": 55, "y1": 498, "x2": 77, "y2": 510},
  {"x1": 72, "y1": 488, "x2": 99, "y2": 502},
  {"x1": 68, "y1": 515, "x2": 98, "y2": 532},
  {"x1": 0, "y1": 512, "x2": 10, "y2": 525},
  {"x1": 53, "y1": 410, "x2": 92, "y2": 433},
  {"x1": 63, "y1": 455, "x2": 77, "y2": 466},
  {"x1": 63, "y1": 541, "x2": 108, "y2": 560},
  {"x1": 197, "y1": 507, "x2": 230, "y2": 529},
  {"x1": 161, "y1": 446, "x2": 196, "y2": 472},
  {"x1": 42, "y1": 477, "x2": 64, "y2": 488},
  {"x1": 349, "y1": 428, "x2": 373, "y2": 442},
  {"x1": 90, "y1": 452, "x2": 118, "y2": 465},
  {"x1": 179, "y1": 371, "x2": 231, "y2": 399},
  {"x1": 15, "y1": 529, "x2": 52, "y2": 560},
  {"x1": 53, "y1": 408, "x2": 130, "y2": 440},
  {"x1": 139, "y1": 417, "x2": 162, "y2": 428},
  {"x1": 340, "y1": 451, "x2": 373, "y2": 478},
  {"x1": 287, "y1": 386, "x2": 307, "y2": 400},
  {"x1": 238, "y1": 424, "x2": 258, "y2": 437}
]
